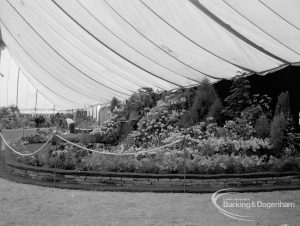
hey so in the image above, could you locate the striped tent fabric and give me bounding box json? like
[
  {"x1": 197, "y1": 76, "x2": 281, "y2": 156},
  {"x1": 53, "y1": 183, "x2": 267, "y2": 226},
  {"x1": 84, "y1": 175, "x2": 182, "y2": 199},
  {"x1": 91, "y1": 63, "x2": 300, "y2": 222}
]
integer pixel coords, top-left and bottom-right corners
[{"x1": 0, "y1": 0, "x2": 299, "y2": 111}]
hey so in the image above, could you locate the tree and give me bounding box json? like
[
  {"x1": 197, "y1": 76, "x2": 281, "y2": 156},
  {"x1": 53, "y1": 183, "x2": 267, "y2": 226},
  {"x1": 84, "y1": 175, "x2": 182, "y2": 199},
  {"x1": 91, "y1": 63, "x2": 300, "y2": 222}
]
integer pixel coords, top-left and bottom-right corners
[
  {"x1": 274, "y1": 91, "x2": 295, "y2": 133},
  {"x1": 110, "y1": 97, "x2": 121, "y2": 112},
  {"x1": 207, "y1": 97, "x2": 223, "y2": 124},
  {"x1": 125, "y1": 87, "x2": 160, "y2": 118},
  {"x1": 255, "y1": 114, "x2": 270, "y2": 138},
  {"x1": 270, "y1": 114, "x2": 288, "y2": 154},
  {"x1": 275, "y1": 91, "x2": 290, "y2": 117},
  {"x1": 223, "y1": 73, "x2": 252, "y2": 118},
  {"x1": 188, "y1": 78, "x2": 223, "y2": 123}
]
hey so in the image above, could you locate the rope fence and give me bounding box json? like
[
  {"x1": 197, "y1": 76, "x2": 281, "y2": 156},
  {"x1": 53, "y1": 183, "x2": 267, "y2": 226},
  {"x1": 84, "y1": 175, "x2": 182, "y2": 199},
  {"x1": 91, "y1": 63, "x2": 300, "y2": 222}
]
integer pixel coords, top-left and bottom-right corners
[
  {"x1": 0, "y1": 130, "x2": 186, "y2": 191},
  {"x1": 0, "y1": 133, "x2": 53, "y2": 156},
  {"x1": 0, "y1": 132, "x2": 182, "y2": 157}
]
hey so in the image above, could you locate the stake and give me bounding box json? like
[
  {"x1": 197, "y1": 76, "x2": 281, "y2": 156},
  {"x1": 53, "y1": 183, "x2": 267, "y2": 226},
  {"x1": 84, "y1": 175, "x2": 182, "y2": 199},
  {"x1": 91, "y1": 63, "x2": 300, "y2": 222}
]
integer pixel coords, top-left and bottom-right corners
[
  {"x1": 54, "y1": 134, "x2": 58, "y2": 187},
  {"x1": 183, "y1": 146, "x2": 186, "y2": 194}
]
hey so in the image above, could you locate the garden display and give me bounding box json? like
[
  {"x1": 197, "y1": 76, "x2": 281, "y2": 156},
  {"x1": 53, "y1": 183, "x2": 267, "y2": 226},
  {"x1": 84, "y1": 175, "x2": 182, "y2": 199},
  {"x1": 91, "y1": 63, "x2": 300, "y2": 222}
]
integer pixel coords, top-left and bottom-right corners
[{"x1": 11, "y1": 78, "x2": 300, "y2": 175}]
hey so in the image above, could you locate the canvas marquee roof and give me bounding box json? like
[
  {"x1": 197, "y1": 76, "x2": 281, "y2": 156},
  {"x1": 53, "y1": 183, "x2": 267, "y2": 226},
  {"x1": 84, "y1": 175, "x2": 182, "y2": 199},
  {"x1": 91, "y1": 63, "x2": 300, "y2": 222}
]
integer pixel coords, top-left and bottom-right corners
[{"x1": 0, "y1": 0, "x2": 300, "y2": 111}]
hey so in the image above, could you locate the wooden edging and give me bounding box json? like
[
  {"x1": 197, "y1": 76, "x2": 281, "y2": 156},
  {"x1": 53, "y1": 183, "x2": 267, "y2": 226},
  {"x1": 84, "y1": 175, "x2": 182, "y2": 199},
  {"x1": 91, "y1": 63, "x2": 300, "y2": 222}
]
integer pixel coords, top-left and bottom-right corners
[
  {"x1": 3, "y1": 160, "x2": 300, "y2": 193},
  {"x1": 6, "y1": 161, "x2": 300, "y2": 179}
]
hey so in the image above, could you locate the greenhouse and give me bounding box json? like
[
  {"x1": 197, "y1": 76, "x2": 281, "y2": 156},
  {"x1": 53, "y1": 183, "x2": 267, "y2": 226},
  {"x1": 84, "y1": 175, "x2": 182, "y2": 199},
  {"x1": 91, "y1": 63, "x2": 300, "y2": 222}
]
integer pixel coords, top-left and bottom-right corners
[{"x1": 0, "y1": 1, "x2": 300, "y2": 225}]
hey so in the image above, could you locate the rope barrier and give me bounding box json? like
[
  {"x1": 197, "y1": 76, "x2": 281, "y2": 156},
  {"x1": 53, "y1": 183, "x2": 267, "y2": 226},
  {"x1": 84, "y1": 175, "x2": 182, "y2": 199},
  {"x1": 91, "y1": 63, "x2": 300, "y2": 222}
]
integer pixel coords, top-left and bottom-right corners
[
  {"x1": 55, "y1": 134, "x2": 182, "y2": 156},
  {"x1": 0, "y1": 133, "x2": 53, "y2": 156},
  {"x1": 55, "y1": 134, "x2": 131, "y2": 156},
  {"x1": 0, "y1": 131, "x2": 182, "y2": 157}
]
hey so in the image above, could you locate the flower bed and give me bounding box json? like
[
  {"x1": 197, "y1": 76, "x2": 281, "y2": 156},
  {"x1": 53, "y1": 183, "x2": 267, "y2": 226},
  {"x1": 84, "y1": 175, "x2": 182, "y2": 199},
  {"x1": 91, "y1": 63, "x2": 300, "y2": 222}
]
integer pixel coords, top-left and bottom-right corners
[
  {"x1": 6, "y1": 81, "x2": 300, "y2": 177},
  {"x1": 10, "y1": 140, "x2": 300, "y2": 175}
]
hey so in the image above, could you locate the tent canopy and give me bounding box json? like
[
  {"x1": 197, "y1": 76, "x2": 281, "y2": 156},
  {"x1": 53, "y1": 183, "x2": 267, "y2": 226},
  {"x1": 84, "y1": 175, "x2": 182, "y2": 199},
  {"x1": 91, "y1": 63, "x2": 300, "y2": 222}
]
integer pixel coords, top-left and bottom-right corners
[{"x1": 0, "y1": 0, "x2": 300, "y2": 110}]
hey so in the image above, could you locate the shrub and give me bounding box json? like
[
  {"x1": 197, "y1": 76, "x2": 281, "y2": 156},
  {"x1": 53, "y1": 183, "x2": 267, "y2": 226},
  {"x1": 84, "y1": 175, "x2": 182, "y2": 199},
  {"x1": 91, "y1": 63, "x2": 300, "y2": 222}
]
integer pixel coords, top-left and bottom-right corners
[
  {"x1": 255, "y1": 114, "x2": 270, "y2": 138},
  {"x1": 270, "y1": 114, "x2": 287, "y2": 154}
]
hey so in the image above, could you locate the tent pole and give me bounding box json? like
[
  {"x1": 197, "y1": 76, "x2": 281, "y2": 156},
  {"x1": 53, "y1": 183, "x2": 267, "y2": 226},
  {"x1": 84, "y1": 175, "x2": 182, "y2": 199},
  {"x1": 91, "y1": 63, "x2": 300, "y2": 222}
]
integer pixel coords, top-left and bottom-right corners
[
  {"x1": 6, "y1": 56, "x2": 11, "y2": 106},
  {"x1": 34, "y1": 90, "x2": 38, "y2": 115},
  {"x1": 16, "y1": 67, "x2": 20, "y2": 107}
]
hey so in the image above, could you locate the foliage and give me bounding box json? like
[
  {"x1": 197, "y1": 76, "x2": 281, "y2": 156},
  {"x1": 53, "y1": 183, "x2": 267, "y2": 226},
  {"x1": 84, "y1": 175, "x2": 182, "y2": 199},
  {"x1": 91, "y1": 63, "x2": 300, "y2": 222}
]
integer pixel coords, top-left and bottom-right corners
[
  {"x1": 124, "y1": 87, "x2": 160, "y2": 118},
  {"x1": 223, "y1": 74, "x2": 252, "y2": 118},
  {"x1": 15, "y1": 145, "x2": 300, "y2": 174},
  {"x1": 222, "y1": 119, "x2": 256, "y2": 140},
  {"x1": 285, "y1": 133, "x2": 300, "y2": 155},
  {"x1": 47, "y1": 144, "x2": 90, "y2": 169},
  {"x1": 269, "y1": 156, "x2": 300, "y2": 172},
  {"x1": 75, "y1": 117, "x2": 98, "y2": 129},
  {"x1": 22, "y1": 134, "x2": 47, "y2": 144},
  {"x1": 59, "y1": 133, "x2": 82, "y2": 143},
  {"x1": 125, "y1": 94, "x2": 187, "y2": 148},
  {"x1": 275, "y1": 91, "x2": 290, "y2": 117},
  {"x1": 255, "y1": 114, "x2": 270, "y2": 139},
  {"x1": 270, "y1": 114, "x2": 288, "y2": 154},
  {"x1": 110, "y1": 97, "x2": 121, "y2": 112},
  {"x1": 91, "y1": 115, "x2": 122, "y2": 145},
  {"x1": 52, "y1": 113, "x2": 68, "y2": 130},
  {"x1": 207, "y1": 97, "x2": 223, "y2": 124},
  {"x1": 240, "y1": 94, "x2": 272, "y2": 125},
  {"x1": 162, "y1": 123, "x2": 272, "y2": 157},
  {"x1": 185, "y1": 79, "x2": 222, "y2": 124},
  {"x1": 274, "y1": 91, "x2": 295, "y2": 133},
  {"x1": 34, "y1": 115, "x2": 46, "y2": 127},
  {"x1": 0, "y1": 105, "x2": 22, "y2": 129}
]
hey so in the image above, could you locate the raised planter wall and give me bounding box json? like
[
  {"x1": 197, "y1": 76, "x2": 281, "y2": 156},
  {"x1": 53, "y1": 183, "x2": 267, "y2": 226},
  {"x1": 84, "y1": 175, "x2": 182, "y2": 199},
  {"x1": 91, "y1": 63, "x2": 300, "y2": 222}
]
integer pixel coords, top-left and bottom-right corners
[{"x1": 6, "y1": 161, "x2": 300, "y2": 192}]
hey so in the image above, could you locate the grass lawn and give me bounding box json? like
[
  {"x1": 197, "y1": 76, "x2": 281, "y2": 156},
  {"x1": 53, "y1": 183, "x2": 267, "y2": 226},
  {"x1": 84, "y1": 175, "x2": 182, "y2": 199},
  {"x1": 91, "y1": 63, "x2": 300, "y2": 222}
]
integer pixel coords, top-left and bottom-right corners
[{"x1": 0, "y1": 177, "x2": 299, "y2": 226}]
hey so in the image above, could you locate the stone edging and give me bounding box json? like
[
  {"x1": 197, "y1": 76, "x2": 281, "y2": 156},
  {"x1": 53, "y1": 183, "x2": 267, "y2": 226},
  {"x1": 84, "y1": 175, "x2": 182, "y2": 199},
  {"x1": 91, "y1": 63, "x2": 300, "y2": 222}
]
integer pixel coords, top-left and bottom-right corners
[{"x1": 5, "y1": 161, "x2": 300, "y2": 193}]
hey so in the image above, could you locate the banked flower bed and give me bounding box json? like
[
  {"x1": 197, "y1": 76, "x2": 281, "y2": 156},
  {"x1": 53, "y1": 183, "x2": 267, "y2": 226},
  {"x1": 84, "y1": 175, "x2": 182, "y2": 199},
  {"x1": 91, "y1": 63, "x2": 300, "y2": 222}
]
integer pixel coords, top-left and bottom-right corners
[{"x1": 5, "y1": 161, "x2": 300, "y2": 192}]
